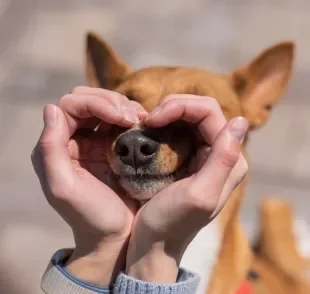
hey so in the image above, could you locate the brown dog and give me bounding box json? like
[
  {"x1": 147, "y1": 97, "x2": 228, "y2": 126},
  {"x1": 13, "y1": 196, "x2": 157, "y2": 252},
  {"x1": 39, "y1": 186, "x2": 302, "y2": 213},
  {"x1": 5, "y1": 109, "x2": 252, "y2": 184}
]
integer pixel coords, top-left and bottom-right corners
[
  {"x1": 82, "y1": 31, "x2": 298, "y2": 294},
  {"x1": 249, "y1": 198, "x2": 310, "y2": 294}
]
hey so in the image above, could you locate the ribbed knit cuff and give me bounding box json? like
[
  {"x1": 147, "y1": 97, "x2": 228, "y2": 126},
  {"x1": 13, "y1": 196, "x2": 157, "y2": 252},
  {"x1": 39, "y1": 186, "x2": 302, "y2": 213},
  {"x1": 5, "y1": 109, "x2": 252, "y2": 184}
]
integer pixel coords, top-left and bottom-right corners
[
  {"x1": 41, "y1": 248, "x2": 112, "y2": 293},
  {"x1": 114, "y1": 268, "x2": 200, "y2": 294},
  {"x1": 41, "y1": 249, "x2": 200, "y2": 294}
]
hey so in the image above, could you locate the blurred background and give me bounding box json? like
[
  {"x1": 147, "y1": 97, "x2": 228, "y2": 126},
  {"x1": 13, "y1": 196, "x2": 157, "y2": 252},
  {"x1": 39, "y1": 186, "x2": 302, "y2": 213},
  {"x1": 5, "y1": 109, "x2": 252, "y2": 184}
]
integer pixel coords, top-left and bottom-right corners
[{"x1": 0, "y1": 0, "x2": 309, "y2": 293}]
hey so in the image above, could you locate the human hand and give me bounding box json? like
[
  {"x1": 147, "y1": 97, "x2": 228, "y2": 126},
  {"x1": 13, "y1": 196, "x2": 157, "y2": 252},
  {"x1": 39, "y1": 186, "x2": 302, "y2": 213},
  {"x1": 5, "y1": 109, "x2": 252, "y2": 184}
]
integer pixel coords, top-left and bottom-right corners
[
  {"x1": 126, "y1": 95, "x2": 249, "y2": 283},
  {"x1": 31, "y1": 87, "x2": 147, "y2": 285}
]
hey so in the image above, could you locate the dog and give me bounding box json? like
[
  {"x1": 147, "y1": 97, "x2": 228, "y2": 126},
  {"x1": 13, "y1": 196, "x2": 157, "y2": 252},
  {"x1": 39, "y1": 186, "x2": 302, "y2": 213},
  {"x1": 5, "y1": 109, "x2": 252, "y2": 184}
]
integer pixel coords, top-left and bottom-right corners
[
  {"x1": 249, "y1": 197, "x2": 310, "y2": 294},
  {"x1": 80, "y1": 31, "x2": 305, "y2": 294}
]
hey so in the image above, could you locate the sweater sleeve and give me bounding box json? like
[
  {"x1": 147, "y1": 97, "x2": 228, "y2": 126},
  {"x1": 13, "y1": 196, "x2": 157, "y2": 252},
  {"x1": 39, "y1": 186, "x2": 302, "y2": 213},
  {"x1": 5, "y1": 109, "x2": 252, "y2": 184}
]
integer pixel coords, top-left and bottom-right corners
[
  {"x1": 41, "y1": 249, "x2": 200, "y2": 294},
  {"x1": 114, "y1": 269, "x2": 200, "y2": 294}
]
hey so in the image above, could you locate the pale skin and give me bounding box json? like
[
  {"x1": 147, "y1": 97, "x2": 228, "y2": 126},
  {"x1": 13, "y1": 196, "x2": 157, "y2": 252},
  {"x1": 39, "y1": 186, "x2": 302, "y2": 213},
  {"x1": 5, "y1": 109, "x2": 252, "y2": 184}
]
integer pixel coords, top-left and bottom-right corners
[{"x1": 31, "y1": 87, "x2": 248, "y2": 286}]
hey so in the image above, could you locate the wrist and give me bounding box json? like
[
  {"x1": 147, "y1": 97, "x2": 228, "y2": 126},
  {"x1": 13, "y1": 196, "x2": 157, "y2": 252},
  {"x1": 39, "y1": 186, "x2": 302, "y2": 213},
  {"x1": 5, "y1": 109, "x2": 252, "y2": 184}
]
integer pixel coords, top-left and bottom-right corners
[
  {"x1": 126, "y1": 239, "x2": 183, "y2": 284},
  {"x1": 66, "y1": 237, "x2": 128, "y2": 286}
]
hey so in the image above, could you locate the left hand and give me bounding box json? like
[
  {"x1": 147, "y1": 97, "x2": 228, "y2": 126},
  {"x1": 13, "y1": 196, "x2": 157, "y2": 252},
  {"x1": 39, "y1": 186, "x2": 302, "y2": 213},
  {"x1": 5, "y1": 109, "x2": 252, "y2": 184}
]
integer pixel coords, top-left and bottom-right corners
[
  {"x1": 125, "y1": 95, "x2": 249, "y2": 283},
  {"x1": 31, "y1": 87, "x2": 148, "y2": 286}
]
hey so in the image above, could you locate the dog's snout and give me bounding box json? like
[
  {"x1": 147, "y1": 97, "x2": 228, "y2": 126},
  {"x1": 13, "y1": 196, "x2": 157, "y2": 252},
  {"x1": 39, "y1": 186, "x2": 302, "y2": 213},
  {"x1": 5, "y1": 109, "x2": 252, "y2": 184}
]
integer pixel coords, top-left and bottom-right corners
[{"x1": 115, "y1": 130, "x2": 159, "y2": 168}]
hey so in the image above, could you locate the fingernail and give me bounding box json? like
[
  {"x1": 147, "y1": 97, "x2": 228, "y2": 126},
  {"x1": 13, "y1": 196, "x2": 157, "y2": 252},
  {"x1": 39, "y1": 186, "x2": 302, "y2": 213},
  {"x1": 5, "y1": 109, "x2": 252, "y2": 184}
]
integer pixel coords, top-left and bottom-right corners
[
  {"x1": 228, "y1": 117, "x2": 249, "y2": 141},
  {"x1": 43, "y1": 105, "x2": 57, "y2": 127},
  {"x1": 122, "y1": 106, "x2": 138, "y2": 123}
]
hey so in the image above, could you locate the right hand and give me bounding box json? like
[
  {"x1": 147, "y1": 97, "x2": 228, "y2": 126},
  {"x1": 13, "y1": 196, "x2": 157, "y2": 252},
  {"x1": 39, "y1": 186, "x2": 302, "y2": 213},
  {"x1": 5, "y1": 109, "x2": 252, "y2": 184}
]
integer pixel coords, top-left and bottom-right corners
[
  {"x1": 125, "y1": 95, "x2": 249, "y2": 283},
  {"x1": 31, "y1": 87, "x2": 147, "y2": 285}
]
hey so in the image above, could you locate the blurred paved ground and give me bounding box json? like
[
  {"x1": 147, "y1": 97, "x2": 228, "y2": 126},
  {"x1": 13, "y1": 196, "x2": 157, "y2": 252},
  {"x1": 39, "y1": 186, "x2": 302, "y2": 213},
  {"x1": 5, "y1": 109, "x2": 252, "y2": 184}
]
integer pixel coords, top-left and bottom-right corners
[{"x1": 0, "y1": 0, "x2": 309, "y2": 293}]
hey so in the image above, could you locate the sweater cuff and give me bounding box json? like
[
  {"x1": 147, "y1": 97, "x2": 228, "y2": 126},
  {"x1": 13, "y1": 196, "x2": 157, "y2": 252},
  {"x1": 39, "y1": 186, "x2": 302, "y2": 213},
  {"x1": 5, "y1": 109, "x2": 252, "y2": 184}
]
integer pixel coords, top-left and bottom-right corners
[
  {"x1": 42, "y1": 249, "x2": 200, "y2": 294},
  {"x1": 114, "y1": 269, "x2": 200, "y2": 294},
  {"x1": 41, "y1": 248, "x2": 112, "y2": 293}
]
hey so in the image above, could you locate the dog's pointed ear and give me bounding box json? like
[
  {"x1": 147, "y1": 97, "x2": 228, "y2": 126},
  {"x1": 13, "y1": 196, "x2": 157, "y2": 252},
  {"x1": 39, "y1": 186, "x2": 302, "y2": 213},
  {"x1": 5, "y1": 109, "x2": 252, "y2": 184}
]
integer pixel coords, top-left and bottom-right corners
[
  {"x1": 229, "y1": 42, "x2": 295, "y2": 129},
  {"x1": 86, "y1": 32, "x2": 132, "y2": 89}
]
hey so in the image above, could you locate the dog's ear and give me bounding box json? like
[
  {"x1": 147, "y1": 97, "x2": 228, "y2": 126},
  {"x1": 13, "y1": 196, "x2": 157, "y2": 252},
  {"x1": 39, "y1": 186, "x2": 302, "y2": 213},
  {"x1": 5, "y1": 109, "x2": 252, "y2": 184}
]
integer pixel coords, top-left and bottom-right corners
[
  {"x1": 229, "y1": 42, "x2": 295, "y2": 129},
  {"x1": 86, "y1": 32, "x2": 132, "y2": 89}
]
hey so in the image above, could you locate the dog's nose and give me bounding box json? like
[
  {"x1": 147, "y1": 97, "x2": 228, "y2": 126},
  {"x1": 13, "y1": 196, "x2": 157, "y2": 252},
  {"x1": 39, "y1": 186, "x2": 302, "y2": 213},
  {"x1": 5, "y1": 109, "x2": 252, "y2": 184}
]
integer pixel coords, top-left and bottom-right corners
[{"x1": 115, "y1": 130, "x2": 159, "y2": 168}]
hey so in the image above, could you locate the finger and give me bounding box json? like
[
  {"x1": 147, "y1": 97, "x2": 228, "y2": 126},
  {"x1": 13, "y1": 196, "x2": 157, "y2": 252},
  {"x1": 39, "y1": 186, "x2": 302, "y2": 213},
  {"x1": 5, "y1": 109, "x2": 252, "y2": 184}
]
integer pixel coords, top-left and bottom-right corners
[
  {"x1": 71, "y1": 86, "x2": 139, "y2": 120},
  {"x1": 188, "y1": 146, "x2": 211, "y2": 174},
  {"x1": 129, "y1": 100, "x2": 148, "y2": 119},
  {"x1": 190, "y1": 117, "x2": 248, "y2": 211},
  {"x1": 71, "y1": 86, "x2": 126, "y2": 109},
  {"x1": 79, "y1": 100, "x2": 146, "y2": 133},
  {"x1": 144, "y1": 96, "x2": 227, "y2": 144},
  {"x1": 33, "y1": 104, "x2": 75, "y2": 198},
  {"x1": 58, "y1": 94, "x2": 136, "y2": 137},
  {"x1": 159, "y1": 94, "x2": 208, "y2": 106},
  {"x1": 211, "y1": 154, "x2": 248, "y2": 218}
]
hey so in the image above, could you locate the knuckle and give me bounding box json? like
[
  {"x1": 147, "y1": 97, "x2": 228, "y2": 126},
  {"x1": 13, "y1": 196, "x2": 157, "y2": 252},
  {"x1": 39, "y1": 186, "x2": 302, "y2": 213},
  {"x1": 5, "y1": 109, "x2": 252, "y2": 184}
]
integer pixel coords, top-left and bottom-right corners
[
  {"x1": 58, "y1": 94, "x2": 72, "y2": 107},
  {"x1": 185, "y1": 186, "x2": 207, "y2": 210},
  {"x1": 206, "y1": 97, "x2": 221, "y2": 110},
  {"x1": 217, "y1": 144, "x2": 240, "y2": 168},
  {"x1": 185, "y1": 186, "x2": 217, "y2": 213},
  {"x1": 111, "y1": 91, "x2": 124, "y2": 102},
  {"x1": 39, "y1": 136, "x2": 54, "y2": 157},
  {"x1": 121, "y1": 94, "x2": 130, "y2": 102},
  {"x1": 108, "y1": 92, "x2": 126, "y2": 107}
]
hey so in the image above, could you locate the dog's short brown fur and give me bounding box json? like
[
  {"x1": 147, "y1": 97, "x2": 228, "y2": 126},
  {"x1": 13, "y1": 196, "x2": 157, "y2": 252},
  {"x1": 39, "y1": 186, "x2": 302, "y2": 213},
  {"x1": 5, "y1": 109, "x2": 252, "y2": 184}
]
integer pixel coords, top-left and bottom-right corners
[
  {"x1": 249, "y1": 198, "x2": 310, "y2": 294},
  {"x1": 85, "y1": 32, "x2": 293, "y2": 201},
  {"x1": 82, "y1": 31, "x2": 309, "y2": 293}
]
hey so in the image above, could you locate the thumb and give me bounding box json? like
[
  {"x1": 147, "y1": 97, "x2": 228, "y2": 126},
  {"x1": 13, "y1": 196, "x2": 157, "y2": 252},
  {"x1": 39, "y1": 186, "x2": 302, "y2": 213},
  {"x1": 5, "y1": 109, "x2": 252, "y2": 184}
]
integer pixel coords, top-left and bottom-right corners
[
  {"x1": 38, "y1": 104, "x2": 75, "y2": 196},
  {"x1": 191, "y1": 117, "x2": 248, "y2": 211}
]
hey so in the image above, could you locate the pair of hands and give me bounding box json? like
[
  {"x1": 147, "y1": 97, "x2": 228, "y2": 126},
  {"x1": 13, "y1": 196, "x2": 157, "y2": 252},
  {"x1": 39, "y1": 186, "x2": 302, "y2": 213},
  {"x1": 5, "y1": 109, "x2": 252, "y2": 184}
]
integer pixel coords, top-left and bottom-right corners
[{"x1": 31, "y1": 86, "x2": 248, "y2": 286}]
